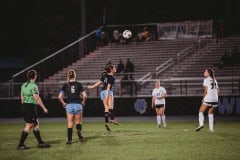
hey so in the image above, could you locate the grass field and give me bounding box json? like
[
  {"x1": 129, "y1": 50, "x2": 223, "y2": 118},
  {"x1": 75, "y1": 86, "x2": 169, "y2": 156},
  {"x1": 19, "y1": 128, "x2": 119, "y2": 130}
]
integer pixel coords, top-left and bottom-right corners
[{"x1": 0, "y1": 119, "x2": 240, "y2": 160}]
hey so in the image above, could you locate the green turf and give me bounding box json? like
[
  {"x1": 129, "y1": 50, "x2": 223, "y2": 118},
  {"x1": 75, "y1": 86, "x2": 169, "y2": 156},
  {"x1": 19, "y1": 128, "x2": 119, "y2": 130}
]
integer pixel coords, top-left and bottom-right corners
[{"x1": 0, "y1": 120, "x2": 240, "y2": 160}]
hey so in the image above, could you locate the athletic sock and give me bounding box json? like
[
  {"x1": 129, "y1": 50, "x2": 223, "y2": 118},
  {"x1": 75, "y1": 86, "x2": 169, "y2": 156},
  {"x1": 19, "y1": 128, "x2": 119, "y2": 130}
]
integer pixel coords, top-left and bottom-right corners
[
  {"x1": 67, "y1": 128, "x2": 73, "y2": 141},
  {"x1": 104, "y1": 112, "x2": 109, "y2": 123},
  {"x1": 76, "y1": 124, "x2": 82, "y2": 138},
  {"x1": 199, "y1": 112, "x2": 204, "y2": 126},
  {"x1": 18, "y1": 131, "x2": 28, "y2": 146},
  {"x1": 208, "y1": 114, "x2": 214, "y2": 130},
  {"x1": 33, "y1": 128, "x2": 44, "y2": 144},
  {"x1": 109, "y1": 109, "x2": 114, "y2": 120},
  {"x1": 157, "y1": 116, "x2": 161, "y2": 125},
  {"x1": 161, "y1": 115, "x2": 166, "y2": 125}
]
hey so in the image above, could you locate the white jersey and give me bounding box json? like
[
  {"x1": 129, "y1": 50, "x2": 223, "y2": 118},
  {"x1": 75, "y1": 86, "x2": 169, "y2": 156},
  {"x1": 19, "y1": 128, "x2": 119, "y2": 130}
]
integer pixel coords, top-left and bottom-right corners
[
  {"x1": 152, "y1": 87, "x2": 167, "y2": 105},
  {"x1": 203, "y1": 77, "x2": 219, "y2": 102}
]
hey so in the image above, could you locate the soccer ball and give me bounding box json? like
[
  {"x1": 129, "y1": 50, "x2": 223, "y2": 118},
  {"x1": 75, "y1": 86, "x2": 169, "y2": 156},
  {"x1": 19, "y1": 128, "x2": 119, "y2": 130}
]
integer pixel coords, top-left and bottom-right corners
[{"x1": 122, "y1": 30, "x2": 132, "y2": 39}]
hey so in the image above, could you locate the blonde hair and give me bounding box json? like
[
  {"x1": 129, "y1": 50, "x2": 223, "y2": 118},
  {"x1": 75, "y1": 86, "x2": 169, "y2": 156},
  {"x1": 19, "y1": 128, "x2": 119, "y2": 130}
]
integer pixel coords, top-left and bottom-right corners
[{"x1": 67, "y1": 70, "x2": 76, "y2": 81}]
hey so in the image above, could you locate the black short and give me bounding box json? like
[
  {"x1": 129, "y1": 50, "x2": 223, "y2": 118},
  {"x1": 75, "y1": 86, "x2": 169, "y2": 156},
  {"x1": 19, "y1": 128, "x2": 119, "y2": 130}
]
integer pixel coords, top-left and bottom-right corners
[
  {"x1": 203, "y1": 102, "x2": 218, "y2": 107},
  {"x1": 155, "y1": 104, "x2": 165, "y2": 108},
  {"x1": 22, "y1": 103, "x2": 39, "y2": 125}
]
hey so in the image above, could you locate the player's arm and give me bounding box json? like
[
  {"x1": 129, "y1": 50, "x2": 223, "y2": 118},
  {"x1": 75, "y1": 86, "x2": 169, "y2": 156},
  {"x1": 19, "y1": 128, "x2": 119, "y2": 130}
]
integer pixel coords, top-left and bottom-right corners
[
  {"x1": 33, "y1": 94, "x2": 48, "y2": 114},
  {"x1": 81, "y1": 91, "x2": 87, "y2": 106},
  {"x1": 20, "y1": 93, "x2": 24, "y2": 104},
  {"x1": 202, "y1": 86, "x2": 208, "y2": 102},
  {"x1": 106, "y1": 83, "x2": 111, "y2": 97},
  {"x1": 152, "y1": 96, "x2": 155, "y2": 108},
  {"x1": 87, "y1": 81, "x2": 102, "y2": 89},
  {"x1": 58, "y1": 92, "x2": 66, "y2": 108}
]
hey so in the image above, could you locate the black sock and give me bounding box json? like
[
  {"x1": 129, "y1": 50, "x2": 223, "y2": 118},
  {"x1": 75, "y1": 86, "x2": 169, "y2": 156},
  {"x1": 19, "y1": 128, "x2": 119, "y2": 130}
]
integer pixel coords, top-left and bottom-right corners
[
  {"x1": 18, "y1": 131, "x2": 28, "y2": 146},
  {"x1": 67, "y1": 128, "x2": 73, "y2": 141},
  {"x1": 109, "y1": 109, "x2": 114, "y2": 120},
  {"x1": 104, "y1": 112, "x2": 109, "y2": 123},
  {"x1": 33, "y1": 129, "x2": 44, "y2": 144},
  {"x1": 76, "y1": 124, "x2": 82, "y2": 138}
]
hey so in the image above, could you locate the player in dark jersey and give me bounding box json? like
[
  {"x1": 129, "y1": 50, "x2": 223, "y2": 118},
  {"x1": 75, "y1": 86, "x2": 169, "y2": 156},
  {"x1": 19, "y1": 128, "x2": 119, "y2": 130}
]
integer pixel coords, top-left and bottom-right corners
[
  {"x1": 58, "y1": 70, "x2": 87, "y2": 144},
  {"x1": 17, "y1": 70, "x2": 50, "y2": 150},
  {"x1": 88, "y1": 65, "x2": 119, "y2": 131}
]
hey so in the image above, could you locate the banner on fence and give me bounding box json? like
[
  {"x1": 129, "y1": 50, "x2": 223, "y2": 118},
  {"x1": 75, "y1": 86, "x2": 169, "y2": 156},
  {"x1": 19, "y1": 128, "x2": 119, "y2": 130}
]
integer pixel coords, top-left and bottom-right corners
[{"x1": 157, "y1": 20, "x2": 213, "y2": 40}]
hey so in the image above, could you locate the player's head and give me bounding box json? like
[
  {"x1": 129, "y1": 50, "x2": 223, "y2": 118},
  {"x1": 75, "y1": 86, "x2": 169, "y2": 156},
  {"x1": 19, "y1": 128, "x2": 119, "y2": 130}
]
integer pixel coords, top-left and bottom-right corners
[
  {"x1": 67, "y1": 70, "x2": 76, "y2": 81},
  {"x1": 105, "y1": 64, "x2": 116, "y2": 74},
  {"x1": 27, "y1": 70, "x2": 37, "y2": 82},
  {"x1": 204, "y1": 68, "x2": 215, "y2": 79},
  {"x1": 155, "y1": 80, "x2": 160, "y2": 88}
]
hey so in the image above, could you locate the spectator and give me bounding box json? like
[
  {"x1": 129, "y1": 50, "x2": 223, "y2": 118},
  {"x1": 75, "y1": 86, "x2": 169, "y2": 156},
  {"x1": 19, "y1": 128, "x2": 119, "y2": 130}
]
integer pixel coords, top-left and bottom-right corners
[
  {"x1": 106, "y1": 59, "x2": 113, "y2": 66},
  {"x1": 121, "y1": 74, "x2": 129, "y2": 94},
  {"x1": 125, "y1": 58, "x2": 134, "y2": 73},
  {"x1": 142, "y1": 27, "x2": 150, "y2": 41},
  {"x1": 96, "y1": 28, "x2": 102, "y2": 48},
  {"x1": 117, "y1": 59, "x2": 124, "y2": 73},
  {"x1": 112, "y1": 29, "x2": 121, "y2": 44},
  {"x1": 129, "y1": 74, "x2": 136, "y2": 96}
]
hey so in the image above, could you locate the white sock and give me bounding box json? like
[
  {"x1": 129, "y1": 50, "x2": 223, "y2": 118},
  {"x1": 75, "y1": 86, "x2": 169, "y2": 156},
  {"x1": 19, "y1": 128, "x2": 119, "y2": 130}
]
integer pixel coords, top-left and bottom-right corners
[
  {"x1": 157, "y1": 116, "x2": 161, "y2": 125},
  {"x1": 161, "y1": 115, "x2": 166, "y2": 125},
  {"x1": 199, "y1": 112, "x2": 204, "y2": 126},
  {"x1": 208, "y1": 114, "x2": 214, "y2": 130}
]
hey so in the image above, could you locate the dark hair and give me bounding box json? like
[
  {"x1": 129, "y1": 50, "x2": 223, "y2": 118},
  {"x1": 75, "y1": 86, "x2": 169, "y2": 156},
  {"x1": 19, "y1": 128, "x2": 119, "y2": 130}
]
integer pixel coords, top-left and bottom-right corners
[
  {"x1": 25, "y1": 70, "x2": 37, "y2": 87},
  {"x1": 206, "y1": 68, "x2": 215, "y2": 79},
  {"x1": 67, "y1": 70, "x2": 76, "y2": 81},
  {"x1": 105, "y1": 65, "x2": 114, "y2": 73}
]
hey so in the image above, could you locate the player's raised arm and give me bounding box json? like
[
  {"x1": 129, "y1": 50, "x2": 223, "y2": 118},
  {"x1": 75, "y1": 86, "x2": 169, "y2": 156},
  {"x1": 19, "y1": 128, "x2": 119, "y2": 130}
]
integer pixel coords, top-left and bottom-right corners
[{"x1": 87, "y1": 80, "x2": 102, "y2": 89}]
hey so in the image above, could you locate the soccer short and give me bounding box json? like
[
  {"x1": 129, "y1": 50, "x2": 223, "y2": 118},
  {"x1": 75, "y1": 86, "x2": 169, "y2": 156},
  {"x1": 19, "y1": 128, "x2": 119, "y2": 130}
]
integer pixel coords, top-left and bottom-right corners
[
  {"x1": 203, "y1": 101, "x2": 218, "y2": 108},
  {"x1": 22, "y1": 103, "x2": 39, "y2": 125},
  {"x1": 155, "y1": 104, "x2": 165, "y2": 108},
  {"x1": 100, "y1": 90, "x2": 113, "y2": 100},
  {"x1": 66, "y1": 103, "x2": 83, "y2": 115}
]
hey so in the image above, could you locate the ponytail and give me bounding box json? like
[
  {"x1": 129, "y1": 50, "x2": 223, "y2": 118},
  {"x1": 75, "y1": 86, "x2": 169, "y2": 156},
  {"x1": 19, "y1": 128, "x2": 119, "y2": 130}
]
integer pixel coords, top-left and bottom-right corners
[{"x1": 25, "y1": 70, "x2": 37, "y2": 87}]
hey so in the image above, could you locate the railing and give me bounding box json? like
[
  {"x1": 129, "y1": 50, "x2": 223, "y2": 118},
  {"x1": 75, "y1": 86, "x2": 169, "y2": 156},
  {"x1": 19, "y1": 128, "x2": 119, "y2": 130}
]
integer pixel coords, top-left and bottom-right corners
[
  {"x1": 1, "y1": 76, "x2": 239, "y2": 99},
  {"x1": 155, "y1": 58, "x2": 175, "y2": 77},
  {"x1": 11, "y1": 29, "x2": 98, "y2": 83},
  {"x1": 7, "y1": 29, "x2": 99, "y2": 96}
]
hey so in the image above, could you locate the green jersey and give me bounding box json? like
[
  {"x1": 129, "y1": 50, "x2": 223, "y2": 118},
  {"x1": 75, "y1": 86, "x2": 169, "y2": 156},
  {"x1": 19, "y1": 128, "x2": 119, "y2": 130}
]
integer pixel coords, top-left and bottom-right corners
[{"x1": 21, "y1": 81, "x2": 39, "y2": 104}]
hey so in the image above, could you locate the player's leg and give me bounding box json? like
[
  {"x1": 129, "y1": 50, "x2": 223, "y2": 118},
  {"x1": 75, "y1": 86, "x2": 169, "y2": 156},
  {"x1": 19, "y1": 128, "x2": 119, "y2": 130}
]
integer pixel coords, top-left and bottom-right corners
[
  {"x1": 208, "y1": 107, "x2": 215, "y2": 132},
  {"x1": 155, "y1": 107, "x2": 161, "y2": 128},
  {"x1": 196, "y1": 104, "x2": 208, "y2": 131},
  {"x1": 17, "y1": 123, "x2": 32, "y2": 150},
  {"x1": 101, "y1": 90, "x2": 111, "y2": 130},
  {"x1": 32, "y1": 120, "x2": 50, "y2": 148},
  {"x1": 75, "y1": 104, "x2": 84, "y2": 142},
  {"x1": 160, "y1": 107, "x2": 167, "y2": 128},
  {"x1": 108, "y1": 95, "x2": 119, "y2": 125},
  {"x1": 66, "y1": 113, "x2": 74, "y2": 144},
  {"x1": 103, "y1": 98, "x2": 111, "y2": 131}
]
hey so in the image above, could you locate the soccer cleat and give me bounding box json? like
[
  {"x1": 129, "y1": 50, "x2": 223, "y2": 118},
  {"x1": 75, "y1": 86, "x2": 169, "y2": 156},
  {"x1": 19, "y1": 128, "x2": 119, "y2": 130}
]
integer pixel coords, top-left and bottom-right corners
[
  {"x1": 209, "y1": 129, "x2": 214, "y2": 132},
  {"x1": 163, "y1": 124, "x2": 167, "y2": 128},
  {"x1": 156, "y1": 125, "x2": 160, "y2": 128},
  {"x1": 38, "y1": 143, "x2": 50, "y2": 148},
  {"x1": 79, "y1": 136, "x2": 85, "y2": 143},
  {"x1": 66, "y1": 140, "x2": 72, "y2": 145},
  {"x1": 110, "y1": 120, "x2": 120, "y2": 125},
  {"x1": 105, "y1": 123, "x2": 111, "y2": 131},
  {"x1": 17, "y1": 144, "x2": 30, "y2": 150},
  {"x1": 195, "y1": 125, "x2": 204, "y2": 132}
]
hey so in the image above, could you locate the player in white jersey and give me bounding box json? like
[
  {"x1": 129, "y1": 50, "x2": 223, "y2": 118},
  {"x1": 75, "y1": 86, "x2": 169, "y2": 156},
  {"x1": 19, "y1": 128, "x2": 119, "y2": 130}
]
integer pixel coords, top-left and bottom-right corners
[
  {"x1": 196, "y1": 68, "x2": 219, "y2": 132},
  {"x1": 152, "y1": 80, "x2": 167, "y2": 128}
]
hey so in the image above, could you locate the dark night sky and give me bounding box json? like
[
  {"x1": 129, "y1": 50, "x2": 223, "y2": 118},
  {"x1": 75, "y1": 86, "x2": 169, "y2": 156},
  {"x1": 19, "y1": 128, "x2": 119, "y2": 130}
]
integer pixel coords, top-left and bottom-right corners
[{"x1": 1, "y1": 0, "x2": 240, "y2": 64}]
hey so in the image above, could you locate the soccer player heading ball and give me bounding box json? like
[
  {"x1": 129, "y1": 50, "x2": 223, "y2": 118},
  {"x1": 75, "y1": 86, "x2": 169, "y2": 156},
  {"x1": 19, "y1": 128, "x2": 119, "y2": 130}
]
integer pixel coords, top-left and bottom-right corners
[
  {"x1": 196, "y1": 68, "x2": 219, "y2": 132},
  {"x1": 88, "y1": 64, "x2": 119, "y2": 131},
  {"x1": 58, "y1": 70, "x2": 87, "y2": 144},
  {"x1": 17, "y1": 70, "x2": 50, "y2": 150}
]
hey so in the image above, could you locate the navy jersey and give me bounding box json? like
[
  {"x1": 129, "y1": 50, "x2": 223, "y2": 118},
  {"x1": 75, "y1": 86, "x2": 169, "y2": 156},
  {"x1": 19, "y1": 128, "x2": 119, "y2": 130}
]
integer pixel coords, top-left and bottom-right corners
[
  {"x1": 100, "y1": 74, "x2": 115, "y2": 91},
  {"x1": 60, "y1": 81, "x2": 84, "y2": 104}
]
